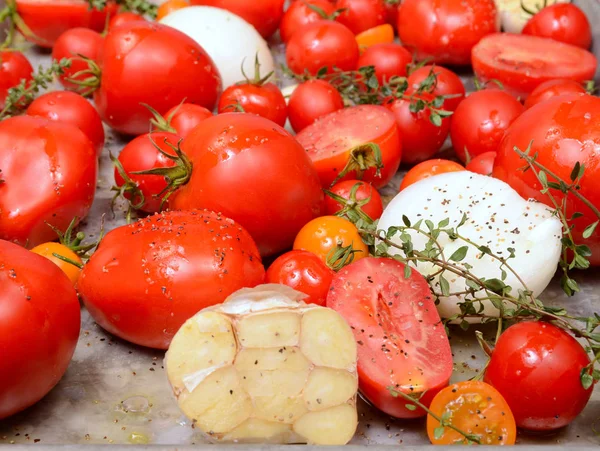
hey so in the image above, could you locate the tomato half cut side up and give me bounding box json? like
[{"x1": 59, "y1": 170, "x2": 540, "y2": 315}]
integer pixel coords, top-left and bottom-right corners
[
  {"x1": 472, "y1": 33, "x2": 597, "y2": 98},
  {"x1": 327, "y1": 257, "x2": 453, "y2": 418}
]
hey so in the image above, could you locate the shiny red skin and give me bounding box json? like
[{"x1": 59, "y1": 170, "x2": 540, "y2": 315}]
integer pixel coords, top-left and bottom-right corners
[
  {"x1": 484, "y1": 321, "x2": 592, "y2": 431},
  {"x1": 288, "y1": 79, "x2": 345, "y2": 133},
  {"x1": 397, "y1": 0, "x2": 497, "y2": 65},
  {"x1": 108, "y1": 12, "x2": 146, "y2": 30},
  {"x1": 266, "y1": 250, "x2": 334, "y2": 306},
  {"x1": 0, "y1": 240, "x2": 80, "y2": 420},
  {"x1": 27, "y1": 91, "x2": 105, "y2": 156},
  {"x1": 384, "y1": 1, "x2": 398, "y2": 29},
  {"x1": 0, "y1": 50, "x2": 33, "y2": 110},
  {"x1": 327, "y1": 257, "x2": 453, "y2": 419},
  {"x1": 325, "y1": 180, "x2": 384, "y2": 220},
  {"x1": 163, "y1": 103, "x2": 213, "y2": 138},
  {"x1": 335, "y1": 0, "x2": 386, "y2": 35},
  {"x1": 296, "y1": 105, "x2": 402, "y2": 188},
  {"x1": 407, "y1": 65, "x2": 465, "y2": 112},
  {"x1": 169, "y1": 113, "x2": 324, "y2": 257},
  {"x1": 0, "y1": 116, "x2": 97, "y2": 248},
  {"x1": 113, "y1": 132, "x2": 179, "y2": 213},
  {"x1": 524, "y1": 79, "x2": 587, "y2": 109},
  {"x1": 280, "y1": 0, "x2": 336, "y2": 43},
  {"x1": 493, "y1": 94, "x2": 600, "y2": 265},
  {"x1": 94, "y1": 22, "x2": 222, "y2": 136},
  {"x1": 286, "y1": 20, "x2": 359, "y2": 75},
  {"x1": 466, "y1": 151, "x2": 496, "y2": 176},
  {"x1": 522, "y1": 3, "x2": 591, "y2": 49},
  {"x1": 52, "y1": 28, "x2": 103, "y2": 91},
  {"x1": 218, "y1": 82, "x2": 288, "y2": 127},
  {"x1": 357, "y1": 43, "x2": 412, "y2": 85},
  {"x1": 78, "y1": 210, "x2": 265, "y2": 349},
  {"x1": 451, "y1": 90, "x2": 524, "y2": 163}
]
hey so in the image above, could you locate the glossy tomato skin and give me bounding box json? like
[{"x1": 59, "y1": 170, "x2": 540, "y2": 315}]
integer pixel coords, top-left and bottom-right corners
[
  {"x1": 399, "y1": 159, "x2": 465, "y2": 190},
  {"x1": 280, "y1": 0, "x2": 336, "y2": 43},
  {"x1": 170, "y1": 113, "x2": 324, "y2": 257},
  {"x1": 357, "y1": 43, "x2": 412, "y2": 85},
  {"x1": 0, "y1": 116, "x2": 97, "y2": 248},
  {"x1": 27, "y1": 91, "x2": 105, "y2": 156},
  {"x1": 0, "y1": 240, "x2": 80, "y2": 420},
  {"x1": 95, "y1": 22, "x2": 221, "y2": 136},
  {"x1": 266, "y1": 250, "x2": 334, "y2": 306},
  {"x1": 0, "y1": 51, "x2": 33, "y2": 110},
  {"x1": 466, "y1": 151, "x2": 496, "y2": 176},
  {"x1": 218, "y1": 82, "x2": 287, "y2": 127},
  {"x1": 397, "y1": 0, "x2": 497, "y2": 65},
  {"x1": 108, "y1": 12, "x2": 146, "y2": 30},
  {"x1": 327, "y1": 257, "x2": 453, "y2": 419},
  {"x1": 325, "y1": 180, "x2": 384, "y2": 220},
  {"x1": 493, "y1": 94, "x2": 600, "y2": 265},
  {"x1": 451, "y1": 90, "x2": 524, "y2": 163},
  {"x1": 335, "y1": 0, "x2": 387, "y2": 35},
  {"x1": 522, "y1": 3, "x2": 591, "y2": 49},
  {"x1": 296, "y1": 104, "x2": 402, "y2": 188},
  {"x1": 484, "y1": 321, "x2": 592, "y2": 430},
  {"x1": 30, "y1": 242, "x2": 83, "y2": 285},
  {"x1": 78, "y1": 210, "x2": 265, "y2": 349},
  {"x1": 286, "y1": 21, "x2": 359, "y2": 75},
  {"x1": 288, "y1": 79, "x2": 345, "y2": 133},
  {"x1": 52, "y1": 28, "x2": 104, "y2": 91},
  {"x1": 524, "y1": 79, "x2": 586, "y2": 109},
  {"x1": 163, "y1": 103, "x2": 212, "y2": 138},
  {"x1": 407, "y1": 65, "x2": 465, "y2": 112}
]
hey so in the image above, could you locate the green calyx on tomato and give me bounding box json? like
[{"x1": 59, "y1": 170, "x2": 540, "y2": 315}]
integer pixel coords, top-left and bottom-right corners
[
  {"x1": 239, "y1": 53, "x2": 274, "y2": 87},
  {"x1": 331, "y1": 142, "x2": 383, "y2": 187},
  {"x1": 142, "y1": 102, "x2": 178, "y2": 134},
  {"x1": 65, "y1": 56, "x2": 101, "y2": 97},
  {"x1": 324, "y1": 182, "x2": 376, "y2": 224}
]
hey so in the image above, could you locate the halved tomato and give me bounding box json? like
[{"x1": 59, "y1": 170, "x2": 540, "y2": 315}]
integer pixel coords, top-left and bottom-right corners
[{"x1": 327, "y1": 257, "x2": 453, "y2": 418}]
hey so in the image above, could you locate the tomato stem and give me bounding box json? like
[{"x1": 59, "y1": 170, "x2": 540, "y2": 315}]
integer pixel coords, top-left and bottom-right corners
[
  {"x1": 51, "y1": 252, "x2": 84, "y2": 269},
  {"x1": 331, "y1": 142, "x2": 383, "y2": 187}
]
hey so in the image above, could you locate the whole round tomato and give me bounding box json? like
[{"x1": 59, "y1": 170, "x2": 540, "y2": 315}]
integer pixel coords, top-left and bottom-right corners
[
  {"x1": 78, "y1": 210, "x2": 265, "y2": 349},
  {"x1": 157, "y1": 0, "x2": 190, "y2": 20},
  {"x1": 52, "y1": 28, "x2": 103, "y2": 91},
  {"x1": 160, "y1": 103, "x2": 213, "y2": 138},
  {"x1": 522, "y1": 3, "x2": 591, "y2": 49},
  {"x1": 335, "y1": 0, "x2": 387, "y2": 35},
  {"x1": 280, "y1": 0, "x2": 336, "y2": 43},
  {"x1": 266, "y1": 250, "x2": 334, "y2": 306},
  {"x1": 397, "y1": 0, "x2": 497, "y2": 65},
  {"x1": 288, "y1": 79, "x2": 345, "y2": 133},
  {"x1": 94, "y1": 22, "x2": 222, "y2": 136},
  {"x1": 407, "y1": 65, "x2": 465, "y2": 112},
  {"x1": 357, "y1": 43, "x2": 412, "y2": 85},
  {"x1": 30, "y1": 242, "x2": 83, "y2": 286},
  {"x1": 218, "y1": 81, "x2": 287, "y2": 127},
  {"x1": 108, "y1": 12, "x2": 146, "y2": 30},
  {"x1": 524, "y1": 79, "x2": 586, "y2": 109},
  {"x1": 286, "y1": 20, "x2": 359, "y2": 75},
  {"x1": 27, "y1": 91, "x2": 105, "y2": 156},
  {"x1": 325, "y1": 180, "x2": 384, "y2": 221},
  {"x1": 466, "y1": 151, "x2": 496, "y2": 176},
  {"x1": 484, "y1": 321, "x2": 592, "y2": 430},
  {"x1": 0, "y1": 240, "x2": 80, "y2": 420},
  {"x1": 0, "y1": 50, "x2": 33, "y2": 110},
  {"x1": 451, "y1": 90, "x2": 524, "y2": 163},
  {"x1": 493, "y1": 94, "x2": 600, "y2": 265},
  {"x1": 399, "y1": 159, "x2": 465, "y2": 191},
  {"x1": 0, "y1": 116, "x2": 97, "y2": 248}
]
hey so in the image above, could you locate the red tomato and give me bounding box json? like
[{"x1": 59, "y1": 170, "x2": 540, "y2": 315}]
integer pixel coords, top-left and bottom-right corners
[
  {"x1": 108, "y1": 11, "x2": 147, "y2": 30},
  {"x1": 524, "y1": 79, "x2": 587, "y2": 109},
  {"x1": 218, "y1": 82, "x2": 287, "y2": 127},
  {"x1": 522, "y1": 3, "x2": 591, "y2": 49},
  {"x1": 162, "y1": 103, "x2": 213, "y2": 138},
  {"x1": 472, "y1": 33, "x2": 597, "y2": 99},
  {"x1": 397, "y1": 0, "x2": 497, "y2": 65},
  {"x1": 407, "y1": 65, "x2": 465, "y2": 112},
  {"x1": 296, "y1": 105, "x2": 402, "y2": 188},
  {"x1": 94, "y1": 22, "x2": 221, "y2": 136},
  {"x1": 280, "y1": 0, "x2": 336, "y2": 43},
  {"x1": 0, "y1": 116, "x2": 97, "y2": 248},
  {"x1": 325, "y1": 180, "x2": 384, "y2": 220},
  {"x1": 385, "y1": 94, "x2": 451, "y2": 164},
  {"x1": 399, "y1": 159, "x2": 465, "y2": 191},
  {"x1": 286, "y1": 20, "x2": 359, "y2": 75},
  {"x1": 266, "y1": 250, "x2": 334, "y2": 306},
  {"x1": 484, "y1": 321, "x2": 592, "y2": 430},
  {"x1": 0, "y1": 240, "x2": 80, "y2": 420},
  {"x1": 78, "y1": 210, "x2": 265, "y2": 349},
  {"x1": 466, "y1": 151, "x2": 496, "y2": 176},
  {"x1": 357, "y1": 43, "x2": 412, "y2": 85},
  {"x1": 0, "y1": 50, "x2": 33, "y2": 110},
  {"x1": 327, "y1": 257, "x2": 453, "y2": 418},
  {"x1": 288, "y1": 79, "x2": 345, "y2": 133},
  {"x1": 384, "y1": 0, "x2": 398, "y2": 28},
  {"x1": 493, "y1": 93, "x2": 600, "y2": 265},
  {"x1": 335, "y1": 0, "x2": 386, "y2": 35},
  {"x1": 451, "y1": 90, "x2": 524, "y2": 163},
  {"x1": 51, "y1": 28, "x2": 103, "y2": 91},
  {"x1": 27, "y1": 91, "x2": 105, "y2": 156}
]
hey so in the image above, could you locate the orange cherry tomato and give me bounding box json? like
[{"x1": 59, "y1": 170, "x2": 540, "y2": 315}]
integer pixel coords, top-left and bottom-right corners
[
  {"x1": 157, "y1": 0, "x2": 190, "y2": 20},
  {"x1": 427, "y1": 380, "x2": 517, "y2": 445},
  {"x1": 293, "y1": 216, "x2": 369, "y2": 266},
  {"x1": 30, "y1": 242, "x2": 83, "y2": 285},
  {"x1": 356, "y1": 24, "x2": 395, "y2": 52},
  {"x1": 400, "y1": 159, "x2": 465, "y2": 191}
]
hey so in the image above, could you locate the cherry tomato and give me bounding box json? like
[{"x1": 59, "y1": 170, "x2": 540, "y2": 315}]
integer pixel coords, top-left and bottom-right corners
[
  {"x1": 472, "y1": 33, "x2": 597, "y2": 99},
  {"x1": 157, "y1": 0, "x2": 190, "y2": 20},
  {"x1": 0, "y1": 116, "x2": 97, "y2": 248},
  {"x1": 293, "y1": 216, "x2": 369, "y2": 265},
  {"x1": 0, "y1": 50, "x2": 33, "y2": 110},
  {"x1": 296, "y1": 105, "x2": 402, "y2": 188},
  {"x1": 451, "y1": 90, "x2": 524, "y2": 163},
  {"x1": 108, "y1": 11, "x2": 146, "y2": 30},
  {"x1": 335, "y1": 0, "x2": 386, "y2": 35},
  {"x1": 280, "y1": 0, "x2": 336, "y2": 43},
  {"x1": 325, "y1": 180, "x2": 384, "y2": 220},
  {"x1": 27, "y1": 91, "x2": 105, "y2": 156},
  {"x1": 397, "y1": 0, "x2": 497, "y2": 65},
  {"x1": 78, "y1": 210, "x2": 265, "y2": 349},
  {"x1": 30, "y1": 242, "x2": 83, "y2": 285},
  {"x1": 524, "y1": 79, "x2": 587, "y2": 109},
  {"x1": 355, "y1": 24, "x2": 394, "y2": 51},
  {"x1": 427, "y1": 381, "x2": 516, "y2": 445},
  {"x1": 522, "y1": 3, "x2": 591, "y2": 49},
  {"x1": 286, "y1": 20, "x2": 359, "y2": 75},
  {"x1": 288, "y1": 79, "x2": 345, "y2": 133},
  {"x1": 400, "y1": 159, "x2": 465, "y2": 191},
  {"x1": 218, "y1": 81, "x2": 287, "y2": 127},
  {"x1": 466, "y1": 151, "x2": 496, "y2": 176},
  {"x1": 407, "y1": 65, "x2": 465, "y2": 112},
  {"x1": 484, "y1": 321, "x2": 592, "y2": 430},
  {"x1": 357, "y1": 43, "x2": 412, "y2": 85},
  {"x1": 327, "y1": 257, "x2": 453, "y2": 418},
  {"x1": 51, "y1": 28, "x2": 103, "y2": 91},
  {"x1": 266, "y1": 250, "x2": 334, "y2": 306},
  {"x1": 161, "y1": 103, "x2": 213, "y2": 138}
]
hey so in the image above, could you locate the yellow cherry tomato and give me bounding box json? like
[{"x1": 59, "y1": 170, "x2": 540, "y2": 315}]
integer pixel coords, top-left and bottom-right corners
[
  {"x1": 356, "y1": 24, "x2": 395, "y2": 52},
  {"x1": 31, "y1": 242, "x2": 83, "y2": 285},
  {"x1": 157, "y1": 0, "x2": 190, "y2": 20}
]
